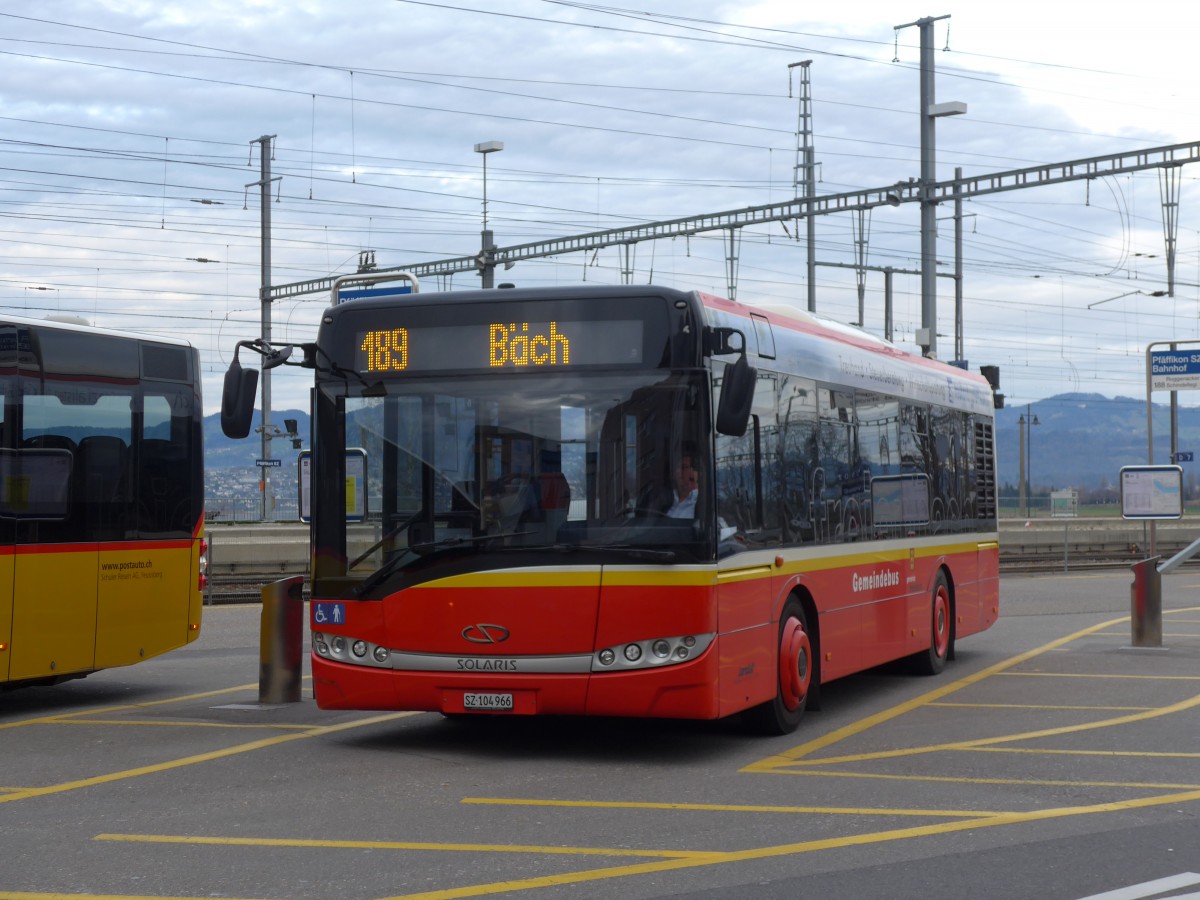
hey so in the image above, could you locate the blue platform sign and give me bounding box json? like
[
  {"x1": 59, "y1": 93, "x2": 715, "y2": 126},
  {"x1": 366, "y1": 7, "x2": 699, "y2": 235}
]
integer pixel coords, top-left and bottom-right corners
[
  {"x1": 1150, "y1": 350, "x2": 1200, "y2": 391},
  {"x1": 337, "y1": 284, "x2": 414, "y2": 304},
  {"x1": 312, "y1": 602, "x2": 346, "y2": 626}
]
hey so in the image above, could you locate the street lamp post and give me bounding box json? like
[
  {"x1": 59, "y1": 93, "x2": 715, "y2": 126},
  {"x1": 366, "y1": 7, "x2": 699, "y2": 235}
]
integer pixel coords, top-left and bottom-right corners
[
  {"x1": 474, "y1": 141, "x2": 503, "y2": 289},
  {"x1": 1019, "y1": 403, "x2": 1040, "y2": 517}
]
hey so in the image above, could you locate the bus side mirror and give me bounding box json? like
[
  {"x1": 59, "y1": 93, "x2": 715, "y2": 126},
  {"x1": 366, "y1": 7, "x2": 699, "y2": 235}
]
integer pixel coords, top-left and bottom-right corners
[
  {"x1": 716, "y1": 353, "x2": 756, "y2": 437},
  {"x1": 221, "y1": 357, "x2": 259, "y2": 439}
]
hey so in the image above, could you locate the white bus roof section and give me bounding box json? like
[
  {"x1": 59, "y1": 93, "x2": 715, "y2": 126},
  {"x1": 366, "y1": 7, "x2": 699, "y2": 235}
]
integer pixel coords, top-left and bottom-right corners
[{"x1": 699, "y1": 293, "x2": 995, "y2": 418}]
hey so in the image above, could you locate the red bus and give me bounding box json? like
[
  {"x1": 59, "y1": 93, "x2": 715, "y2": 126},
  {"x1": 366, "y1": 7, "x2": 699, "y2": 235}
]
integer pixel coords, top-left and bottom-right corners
[{"x1": 224, "y1": 283, "x2": 998, "y2": 733}]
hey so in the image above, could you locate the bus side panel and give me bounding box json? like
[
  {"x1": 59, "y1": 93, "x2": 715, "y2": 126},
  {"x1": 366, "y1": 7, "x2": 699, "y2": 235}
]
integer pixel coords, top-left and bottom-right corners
[
  {"x1": 95, "y1": 540, "x2": 196, "y2": 669},
  {"x1": 856, "y1": 555, "x2": 910, "y2": 670},
  {"x1": 805, "y1": 569, "x2": 862, "y2": 682},
  {"x1": 187, "y1": 524, "x2": 205, "y2": 645},
  {"x1": 962, "y1": 542, "x2": 1000, "y2": 637},
  {"x1": 0, "y1": 547, "x2": 12, "y2": 682},
  {"x1": 715, "y1": 561, "x2": 776, "y2": 718},
  {"x1": 10, "y1": 545, "x2": 98, "y2": 681}
]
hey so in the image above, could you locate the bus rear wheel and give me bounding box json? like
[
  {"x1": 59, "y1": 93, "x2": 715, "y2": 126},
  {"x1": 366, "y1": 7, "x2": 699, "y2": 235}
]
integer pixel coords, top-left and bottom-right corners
[{"x1": 745, "y1": 599, "x2": 811, "y2": 735}]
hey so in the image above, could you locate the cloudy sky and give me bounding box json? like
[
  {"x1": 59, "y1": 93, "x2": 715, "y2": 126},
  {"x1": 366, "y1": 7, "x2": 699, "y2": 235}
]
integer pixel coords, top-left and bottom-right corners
[{"x1": 3, "y1": 1, "x2": 1200, "y2": 415}]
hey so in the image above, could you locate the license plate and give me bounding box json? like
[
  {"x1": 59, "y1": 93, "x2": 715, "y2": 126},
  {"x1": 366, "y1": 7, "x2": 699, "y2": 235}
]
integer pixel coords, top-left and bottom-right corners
[{"x1": 463, "y1": 692, "x2": 513, "y2": 711}]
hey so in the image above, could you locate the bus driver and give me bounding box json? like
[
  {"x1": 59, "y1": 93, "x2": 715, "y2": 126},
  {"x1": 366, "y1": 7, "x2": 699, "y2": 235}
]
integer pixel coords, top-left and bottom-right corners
[{"x1": 666, "y1": 451, "x2": 699, "y2": 519}]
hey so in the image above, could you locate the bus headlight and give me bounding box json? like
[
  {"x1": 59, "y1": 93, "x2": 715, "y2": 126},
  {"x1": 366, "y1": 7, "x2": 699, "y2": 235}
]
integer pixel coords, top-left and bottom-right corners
[
  {"x1": 311, "y1": 632, "x2": 392, "y2": 668},
  {"x1": 591, "y1": 633, "x2": 714, "y2": 672}
]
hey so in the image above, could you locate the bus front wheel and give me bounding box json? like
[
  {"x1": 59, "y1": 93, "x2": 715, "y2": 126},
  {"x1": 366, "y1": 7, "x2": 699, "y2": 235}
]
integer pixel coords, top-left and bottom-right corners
[{"x1": 744, "y1": 599, "x2": 811, "y2": 735}]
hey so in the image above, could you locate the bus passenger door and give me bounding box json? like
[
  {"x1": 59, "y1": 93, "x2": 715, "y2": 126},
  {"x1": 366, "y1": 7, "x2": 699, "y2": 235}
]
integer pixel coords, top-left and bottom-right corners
[
  {"x1": 11, "y1": 390, "x2": 98, "y2": 682},
  {"x1": 0, "y1": 378, "x2": 12, "y2": 682},
  {"x1": 0, "y1": 532, "x2": 10, "y2": 683}
]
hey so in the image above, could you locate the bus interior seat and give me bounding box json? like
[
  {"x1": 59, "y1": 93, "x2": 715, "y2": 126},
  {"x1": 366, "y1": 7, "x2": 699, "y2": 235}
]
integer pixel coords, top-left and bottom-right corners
[
  {"x1": 139, "y1": 438, "x2": 188, "y2": 529},
  {"x1": 536, "y1": 471, "x2": 571, "y2": 535},
  {"x1": 77, "y1": 435, "x2": 131, "y2": 505}
]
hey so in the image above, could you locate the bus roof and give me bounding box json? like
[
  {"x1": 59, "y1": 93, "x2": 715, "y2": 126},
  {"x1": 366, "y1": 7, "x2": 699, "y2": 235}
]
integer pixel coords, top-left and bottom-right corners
[{"x1": 0, "y1": 311, "x2": 195, "y2": 349}]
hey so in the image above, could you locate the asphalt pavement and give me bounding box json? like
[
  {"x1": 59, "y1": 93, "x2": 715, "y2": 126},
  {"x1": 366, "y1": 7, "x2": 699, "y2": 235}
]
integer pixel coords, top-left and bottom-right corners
[{"x1": 1, "y1": 568, "x2": 1199, "y2": 900}]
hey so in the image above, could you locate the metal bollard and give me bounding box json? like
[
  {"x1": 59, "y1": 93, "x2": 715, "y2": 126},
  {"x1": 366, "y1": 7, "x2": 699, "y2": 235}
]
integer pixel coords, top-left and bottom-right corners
[
  {"x1": 260, "y1": 575, "x2": 305, "y2": 703},
  {"x1": 1129, "y1": 557, "x2": 1162, "y2": 648}
]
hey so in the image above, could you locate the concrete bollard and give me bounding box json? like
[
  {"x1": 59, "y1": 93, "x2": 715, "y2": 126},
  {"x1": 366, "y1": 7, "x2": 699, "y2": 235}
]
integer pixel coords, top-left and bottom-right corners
[
  {"x1": 1129, "y1": 557, "x2": 1162, "y2": 648},
  {"x1": 259, "y1": 575, "x2": 305, "y2": 703}
]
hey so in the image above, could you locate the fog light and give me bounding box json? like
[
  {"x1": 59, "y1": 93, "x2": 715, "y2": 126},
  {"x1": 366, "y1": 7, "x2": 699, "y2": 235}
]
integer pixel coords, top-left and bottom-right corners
[
  {"x1": 373, "y1": 646, "x2": 390, "y2": 663},
  {"x1": 352, "y1": 640, "x2": 367, "y2": 658},
  {"x1": 624, "y1": 643, "x2": 642, "y2": 662},
  {"x1": 598, "y1": 648, "x2": 615, "y2": 666}
]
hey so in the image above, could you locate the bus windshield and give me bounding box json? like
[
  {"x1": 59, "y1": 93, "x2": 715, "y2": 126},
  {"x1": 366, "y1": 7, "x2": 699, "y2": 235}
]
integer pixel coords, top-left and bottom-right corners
[{"x1": 320, "y1": 367, "x2": 714, "y2": 594}]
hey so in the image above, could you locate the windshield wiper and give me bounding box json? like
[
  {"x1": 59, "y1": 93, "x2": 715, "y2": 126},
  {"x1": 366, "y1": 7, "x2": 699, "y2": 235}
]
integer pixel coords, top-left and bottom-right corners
[
  {"x1": 348, "y1": 511, "x2": 422, "y2": 571},
  {"x1": 540, "y1": 542, "x2": 677, "y2": 563},
  {"x1": 352, "y1": 529, "x2": 535, "y2": 596}
]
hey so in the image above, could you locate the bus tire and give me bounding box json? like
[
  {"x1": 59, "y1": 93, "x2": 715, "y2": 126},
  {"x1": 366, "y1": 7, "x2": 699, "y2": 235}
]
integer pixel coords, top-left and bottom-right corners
[
  {"x1": 744, "y1": 599, "x2": 811, "y2": 735},
  {"x1": 913, "y1": 571, "x2": 952, "y2": 676}
]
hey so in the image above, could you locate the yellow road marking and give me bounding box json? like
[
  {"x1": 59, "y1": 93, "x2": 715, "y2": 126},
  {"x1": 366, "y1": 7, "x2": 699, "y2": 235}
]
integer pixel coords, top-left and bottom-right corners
[
  {"x1": 0, "y1": 711, "x2": 418, "y2": 806},
  {"x1": 9, "y1": 605, "x2": 1200, "y2": 900},
  {"x1": 374, "y1": 788, "x2": 1200, "y2": 899},
  {"x1": 53, "y1": 719, "x2": 315, "y2": 731},
  {"x1": 743, "y1": 615, "x2": 1125, "y2": 774},
  {"x1": 999, "y1": 671, "x2": 1200, "y2": 680},
  {"x1": 461, "y1": 796, "x2": 1001, "y2": 818},
  {"x1": 0, "y1": 895, "x2": 267, "y2": 900},
  {"x1": 94, "y1": 833, "x2": 710, "y2": 859},
  {"x1": 967, "y1": 747, "x2": 1200, "y2": 758},
  {"x1": 765, "y1": 690, "x2": 1200, "y2": 770},
  {"x1": 763, "y1": 769, "x2": 1200, "y2": 790},
  {"x1": 928, "y1": 702, "x2": 1154, "y2": 711},
  {"x1": 0, "y1": 682, "x2": 263, "y2": 730}
]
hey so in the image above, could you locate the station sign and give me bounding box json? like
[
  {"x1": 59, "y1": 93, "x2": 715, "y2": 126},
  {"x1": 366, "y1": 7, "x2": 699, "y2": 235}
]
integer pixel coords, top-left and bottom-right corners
[
  {"x1": 337, "y1": 284, "x2": 414, "y2": 305},
  {"x1": 1150, "y1": 350, "x2": 1200, "y2": 391}
]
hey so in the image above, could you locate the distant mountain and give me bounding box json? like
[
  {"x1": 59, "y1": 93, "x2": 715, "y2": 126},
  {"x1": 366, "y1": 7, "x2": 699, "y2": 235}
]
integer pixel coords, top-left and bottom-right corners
[
  {"x1": 203, "y1": 395, "x2": 1199, "y2": 493},
  {"x1": 205, "y1": 409, "x2": 310, "y2": 471},
  {"x1": 996, "y1": 393, "x2": 1199, "y2": 491}
]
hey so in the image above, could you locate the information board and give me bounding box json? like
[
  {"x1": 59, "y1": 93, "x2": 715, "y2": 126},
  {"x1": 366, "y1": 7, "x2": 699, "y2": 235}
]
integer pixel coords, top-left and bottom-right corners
[
  {"x1": 1120, "y1": 465, "x2": 1183, "y2": 519},
  {"x1": 298, "y1": 448, "x2": 367, "y2": 523}
]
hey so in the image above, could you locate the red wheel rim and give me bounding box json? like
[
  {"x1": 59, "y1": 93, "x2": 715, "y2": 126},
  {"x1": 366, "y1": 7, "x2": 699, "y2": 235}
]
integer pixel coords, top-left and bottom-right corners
[
  {"x1": 778, "y1": 615, "x2": 811, "y2": 711},
  {"x1": 932, "y1": 584, "x2": 950, "y2": 659}
]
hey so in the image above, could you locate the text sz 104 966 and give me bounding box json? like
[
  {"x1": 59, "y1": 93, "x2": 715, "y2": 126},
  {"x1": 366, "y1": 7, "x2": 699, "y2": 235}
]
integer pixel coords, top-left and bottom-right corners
[{"x1": 463, "y1": 693, "x2": 513, "y2": 711}]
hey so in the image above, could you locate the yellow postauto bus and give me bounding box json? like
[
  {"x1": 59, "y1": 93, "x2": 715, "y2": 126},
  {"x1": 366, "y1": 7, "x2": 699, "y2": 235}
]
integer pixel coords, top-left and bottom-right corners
[{"x1": 0, "y1": 315, "x2": 206, "y2": 686}]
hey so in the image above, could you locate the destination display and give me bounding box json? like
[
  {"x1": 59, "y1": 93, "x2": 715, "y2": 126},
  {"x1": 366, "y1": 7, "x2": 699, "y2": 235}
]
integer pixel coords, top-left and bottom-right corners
[{"x1": 355, "y1": 318, "x2": 644, "y2": 374}]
